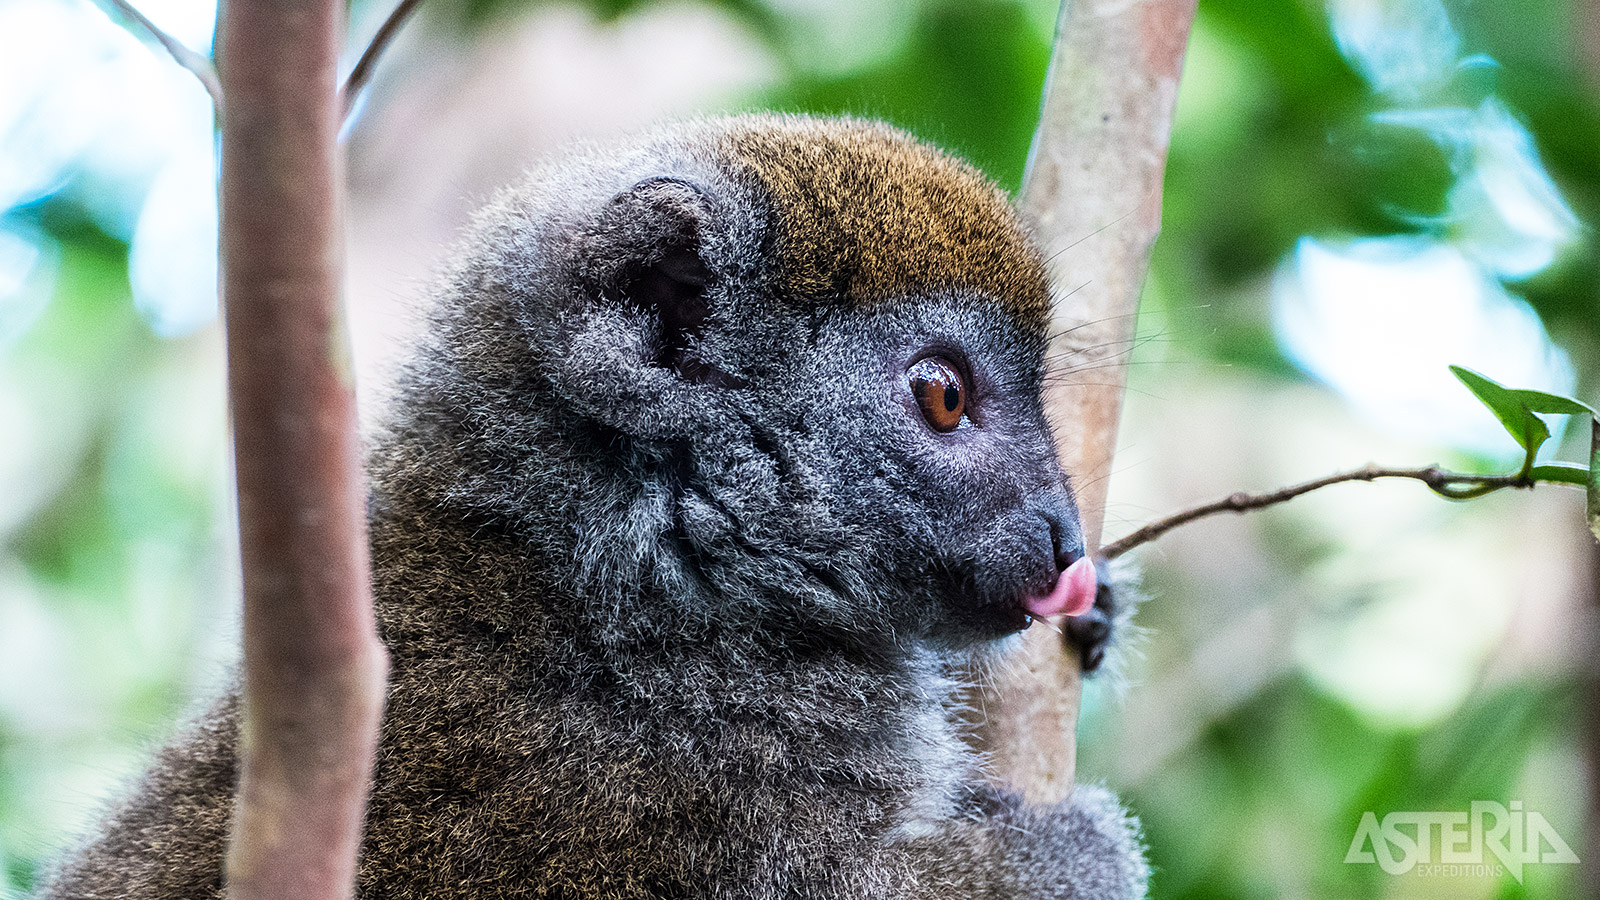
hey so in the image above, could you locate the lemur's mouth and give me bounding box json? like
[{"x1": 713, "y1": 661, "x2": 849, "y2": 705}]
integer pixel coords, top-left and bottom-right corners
[
  {"x1": 1021, "y1": 556, "x2": 1097, "y2": 620},
  {"x1": 968, "y1": 556, "x2": 1098, "y2": 639}
]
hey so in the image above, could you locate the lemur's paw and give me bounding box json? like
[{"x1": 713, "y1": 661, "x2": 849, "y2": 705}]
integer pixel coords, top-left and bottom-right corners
[{"x1": 1063, "y1": 557, "x2": 1115, "y2": 675}]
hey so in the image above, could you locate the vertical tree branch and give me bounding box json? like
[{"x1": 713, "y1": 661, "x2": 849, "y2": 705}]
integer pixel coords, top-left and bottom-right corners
[
  {"x1": 1572, "y1": 8, "x2": 1600, "y2": 894},
  {"x1": 977, "y1": 0, "x2": 1198, "y2": 804},
  {"x1": 217, "y1": 0, "x2": 388, "y2": 897},
  {"x1": 1582, "y1": 542, "x2": 1600, "y2": 900},
  {"x1": 342, "y1": 0, "x2": 426, "y2": 120}
]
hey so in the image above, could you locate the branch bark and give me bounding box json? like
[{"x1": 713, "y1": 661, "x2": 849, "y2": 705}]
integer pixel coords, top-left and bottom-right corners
[
  {"x1": 975, "y1": 0, "x2": 1198, "y2": 804},
  {"x1": 1099, "y1": 464, "x2": 1537, "y2": 559},
  {"x1": 217, "y1": 0, "x2": 388, "y2": 897},
  {"x1": 342, "y1": 0, "x2": 426, "y2": 121}
]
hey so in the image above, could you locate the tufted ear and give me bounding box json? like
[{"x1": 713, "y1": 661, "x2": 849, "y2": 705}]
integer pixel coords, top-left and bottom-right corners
[{"x1": 583, "y1": 177, "x2": 724, "y2": 382}]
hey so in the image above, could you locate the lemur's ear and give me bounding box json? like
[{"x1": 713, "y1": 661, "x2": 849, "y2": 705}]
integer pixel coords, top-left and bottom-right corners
[{"x1": 584, "y1": 177, "x2": 719, "y2": 380}]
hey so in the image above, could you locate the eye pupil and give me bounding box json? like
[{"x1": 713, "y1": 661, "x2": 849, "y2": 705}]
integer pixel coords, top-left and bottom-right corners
[{"x1": 908, "y1": 356, "x2": 968, "y2": 433}]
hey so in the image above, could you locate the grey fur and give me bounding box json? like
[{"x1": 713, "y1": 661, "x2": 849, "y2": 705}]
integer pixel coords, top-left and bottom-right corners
[{"x1": 39, "y1": 115, "x2": 1147, "y2": 900}]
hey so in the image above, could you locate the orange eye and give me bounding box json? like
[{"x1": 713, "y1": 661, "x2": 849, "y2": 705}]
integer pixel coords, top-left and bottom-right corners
[{"x1": 908, "y1": 356, "x2": 967, "y2": 433}]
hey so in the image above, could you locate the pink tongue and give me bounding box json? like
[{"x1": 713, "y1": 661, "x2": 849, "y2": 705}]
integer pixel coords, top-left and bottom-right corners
[{"x1": 1023, "y1": 556, "x2": 1098, "y2": 619}]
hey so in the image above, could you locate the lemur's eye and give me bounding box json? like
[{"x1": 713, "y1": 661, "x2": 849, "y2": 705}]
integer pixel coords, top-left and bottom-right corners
[{"x1": 908, "y1": 356, "x2": 968, "y2": 433}]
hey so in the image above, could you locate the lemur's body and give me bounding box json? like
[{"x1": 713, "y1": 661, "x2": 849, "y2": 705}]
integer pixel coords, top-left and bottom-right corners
[{"x1": 42, "y1": 116, "x2": 1145, "y2": 900}]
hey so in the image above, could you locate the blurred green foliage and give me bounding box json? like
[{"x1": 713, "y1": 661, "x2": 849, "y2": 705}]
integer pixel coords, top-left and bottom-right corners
[
  {"x1": 0, "y1": 201, "x2": 231, "y2": 895},
  {"x1": 2, "y1": 0, "x2": 1595, "y2": 897},
  {"x1": 762, "y1": 0, "x2": 1051, "y2": 191}
]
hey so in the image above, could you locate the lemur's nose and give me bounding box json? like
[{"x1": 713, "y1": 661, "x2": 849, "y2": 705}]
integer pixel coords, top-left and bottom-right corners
[{"x1": 1039, "y1": 499, "x2": 1085, "y2": 573}]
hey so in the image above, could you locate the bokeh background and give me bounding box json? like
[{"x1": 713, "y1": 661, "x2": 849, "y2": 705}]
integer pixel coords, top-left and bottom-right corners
[{"x1": 1, "y1": 0, "x2": 1596, "y2": 897}]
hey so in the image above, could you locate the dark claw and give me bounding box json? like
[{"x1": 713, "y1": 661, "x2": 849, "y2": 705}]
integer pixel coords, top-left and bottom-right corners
[{"x1": 1063, "y1": 556, "x2": 1116, "y2": 675}]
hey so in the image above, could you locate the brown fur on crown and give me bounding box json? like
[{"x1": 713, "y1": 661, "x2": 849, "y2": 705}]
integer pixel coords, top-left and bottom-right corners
[{"x1": 715, "y1": 116, "x2": 1051, "y2": 322}]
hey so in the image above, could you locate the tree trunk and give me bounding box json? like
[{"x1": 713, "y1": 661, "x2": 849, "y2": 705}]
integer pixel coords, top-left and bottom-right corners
[
  {"x1": 976, "y1": 0, "x2": 1198, "y2": 804},
  {"x1": 216, "y1": 0, "x2": 389, "y2": 897}
]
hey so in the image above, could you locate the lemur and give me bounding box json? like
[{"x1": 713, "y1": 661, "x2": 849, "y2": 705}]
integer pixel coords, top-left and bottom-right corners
[{"x1": 41, "y1": 114, "x2": 1146, "y2": 900}]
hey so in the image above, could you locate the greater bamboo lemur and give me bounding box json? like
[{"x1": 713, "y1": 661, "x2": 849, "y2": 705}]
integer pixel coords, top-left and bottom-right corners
[{"x1": 42, "y1": 115, "x2": 1145, "y2": 900}]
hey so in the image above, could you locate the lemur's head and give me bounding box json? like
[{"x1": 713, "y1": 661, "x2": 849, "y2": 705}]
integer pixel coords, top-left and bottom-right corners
[{"x1": 411, "y1": 115, "x2": 1094, "y2": 648}]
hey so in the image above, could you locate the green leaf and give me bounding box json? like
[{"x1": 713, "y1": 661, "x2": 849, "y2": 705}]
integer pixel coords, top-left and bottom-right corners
[
  {"x1": 1450, "y1": 365, "x2": 1549, "y2": 454},
  {"x1": 1529, "y1": 463, "x2": 1591, "y2": 486},
  {"x1": 1509, "y1": 389, "x2": 1596, "y2": 417},
  {"x1": 1448, "y1": 366, "x2": 1600, "y2": 491}
]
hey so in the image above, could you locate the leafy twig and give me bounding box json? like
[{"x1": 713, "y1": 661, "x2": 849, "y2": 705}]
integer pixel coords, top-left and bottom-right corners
[
  {"x1": 341, "y1": 0, "x2": 425, "y2": 122},
  {"x1": 95, "y1": 0, "x2": 222, "y2": 107},
  {"x1": 1101, "y1": 369, "x2": 1599, "y2": 558},
  {"x1": 1100, "y1": 464, "x2": 1534, "y2": 560}
]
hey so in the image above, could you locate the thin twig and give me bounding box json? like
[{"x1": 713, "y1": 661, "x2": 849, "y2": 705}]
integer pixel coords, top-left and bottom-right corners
[
  {"x1": 1099, "y1": 464, "x2": 1535, "y2": 560},
  {"x1": 97, "y1": 0, "x2": 222, "y2": 107},
  {"x1": 341, "y1": 0, "x2": 425, "y2": 121}
]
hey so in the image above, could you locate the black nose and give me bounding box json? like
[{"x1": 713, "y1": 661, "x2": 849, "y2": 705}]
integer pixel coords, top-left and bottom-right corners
[{"x1": 1040, "y1": 500, "x2": 1084, "y2": 572}]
